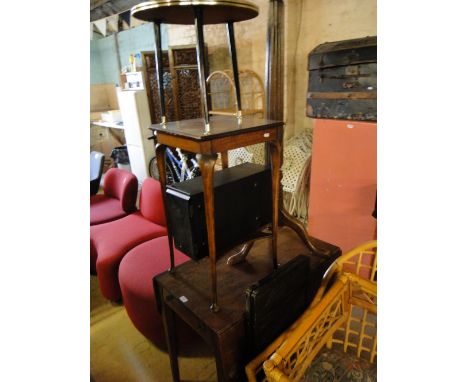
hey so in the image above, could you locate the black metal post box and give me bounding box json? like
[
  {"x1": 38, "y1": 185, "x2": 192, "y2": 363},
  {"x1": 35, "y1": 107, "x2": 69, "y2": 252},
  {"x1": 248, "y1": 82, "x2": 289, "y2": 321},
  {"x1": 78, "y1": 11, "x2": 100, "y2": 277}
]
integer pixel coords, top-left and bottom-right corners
[
  {"x1": 166, "y1": 162, "x2": 272, "y2": 260},
  {"x1": 307, "y1": 36, "x2": 377, "y2": 121}
]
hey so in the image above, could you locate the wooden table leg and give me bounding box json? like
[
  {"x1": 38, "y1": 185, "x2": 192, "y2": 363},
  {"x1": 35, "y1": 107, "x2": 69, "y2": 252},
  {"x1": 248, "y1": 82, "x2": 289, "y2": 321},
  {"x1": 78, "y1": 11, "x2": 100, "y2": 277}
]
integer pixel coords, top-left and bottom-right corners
[
  {"x1": 226, "y1": 241, "x2": 254, "y2": 265},
  {"x1": 156, "y1": 144, "x2": 176, "y2": 272},
  {"x1": 199, "y1": 153, "x2": 219, "y2": 312},
  {"x1": 161, "y1": 295, "x2": 180, "y2": 382},
  {"x1": 221, "y1": 151, "x2": 229, "y2": 169},
  {"x1": 212, "y1": 324, "x2": 246, "y2": 381},
  {"x1": 279, "y1": 209, "x2": 334, "y2": 257},
  {"x1": 269, "y1": 140, "x2": 281, "y2": 270}
]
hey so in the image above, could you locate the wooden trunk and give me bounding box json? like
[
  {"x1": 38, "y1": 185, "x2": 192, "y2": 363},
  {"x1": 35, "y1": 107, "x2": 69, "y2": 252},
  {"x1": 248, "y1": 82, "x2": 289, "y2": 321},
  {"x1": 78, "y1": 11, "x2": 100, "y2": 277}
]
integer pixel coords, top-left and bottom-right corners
[{"x1": 306, "y1": 36, "x2": 377, "y2": 121}]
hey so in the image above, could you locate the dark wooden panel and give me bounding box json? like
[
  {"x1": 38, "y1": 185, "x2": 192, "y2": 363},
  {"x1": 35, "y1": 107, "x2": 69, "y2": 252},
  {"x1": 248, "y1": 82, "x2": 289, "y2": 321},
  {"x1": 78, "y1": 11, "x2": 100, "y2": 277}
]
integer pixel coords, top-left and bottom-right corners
[
  {"x1": 306, "y1": 98, "x2": 377, "y2": 121},
  {"x1": 173, "y1": 48, "x2": 198, "y2": 66},
  {"x1": 245, "y1": 255, "x2": 311, "y2": 356},
  {"x1": 308, "y1": 36, "x2": 377, "y2": 70},
  {"x1": 308, "y1": 63, "x2": 376, "y2": 93},
  {"x1": 308, "y1": 91, "x2": 377, "y2": 100}
]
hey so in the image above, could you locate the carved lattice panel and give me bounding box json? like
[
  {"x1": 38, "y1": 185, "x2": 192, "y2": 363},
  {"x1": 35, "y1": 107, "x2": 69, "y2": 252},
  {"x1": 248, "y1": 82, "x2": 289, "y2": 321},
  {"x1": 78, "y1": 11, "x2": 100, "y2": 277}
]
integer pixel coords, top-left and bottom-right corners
[
  {"x1": 144, "y1": 46, "x2": 204, "y2": 122},
  {"x1": 176, "y1": 68, "x2": 202, "y2": 120},
  {"x1": 173, "y1": 48, "x2": 198, "y2": 66},
  {"x1": 144, "y1": 52, "x2": 176, "y2": 123}
]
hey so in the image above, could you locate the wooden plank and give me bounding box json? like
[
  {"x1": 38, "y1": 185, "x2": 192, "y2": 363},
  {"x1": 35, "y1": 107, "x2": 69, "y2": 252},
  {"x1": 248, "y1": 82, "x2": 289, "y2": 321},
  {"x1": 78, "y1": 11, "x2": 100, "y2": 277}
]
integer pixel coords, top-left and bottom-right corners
[
  {"x1": 307, "y1": 91, "x2": 377, "y2": 100},
  {"x1": 156, "y1": 132, "x2": 206, "y2": 153},
  {"x1": 210, "y1": 128, "x2": 278, "y2": 153}
]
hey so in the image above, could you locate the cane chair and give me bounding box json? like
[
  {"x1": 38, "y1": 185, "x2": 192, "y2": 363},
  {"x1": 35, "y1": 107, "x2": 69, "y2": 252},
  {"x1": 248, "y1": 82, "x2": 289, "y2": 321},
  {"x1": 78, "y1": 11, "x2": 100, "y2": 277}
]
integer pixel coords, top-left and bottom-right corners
[
  {"x1": 309, "y1": 240, "x2": 377, "y2": 308},
  {"x1": 206, "y1": 69, "x2": 267, "y2": 168},
  {"x1": 245, "y1": 240, "x2": 377, "y2": 382}
]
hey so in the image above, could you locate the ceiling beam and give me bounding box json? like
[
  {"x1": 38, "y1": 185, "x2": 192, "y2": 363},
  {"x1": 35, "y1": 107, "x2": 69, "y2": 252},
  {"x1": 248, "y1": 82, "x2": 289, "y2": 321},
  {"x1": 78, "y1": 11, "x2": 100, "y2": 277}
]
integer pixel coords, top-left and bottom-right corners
[
  {"x1": 90, "y1": 0, "x2": 143, "y2": 22},
  {"x1": 91, "y1": 0, "x2": 109, "y2": 11}
]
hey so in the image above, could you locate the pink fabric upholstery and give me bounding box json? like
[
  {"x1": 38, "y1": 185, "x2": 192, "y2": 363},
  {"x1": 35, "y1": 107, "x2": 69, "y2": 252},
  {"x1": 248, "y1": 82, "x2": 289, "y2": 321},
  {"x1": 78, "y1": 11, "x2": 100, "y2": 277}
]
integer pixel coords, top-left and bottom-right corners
[
  {"x1": 91, "y1": 213, "x2": 167, "y2": 300},
  {"x1": 90, "y1": 178, "x2": 168, "y2": 301},
  {"x1": 90, "y1": 169, "x2": 138, "y2": 226},
  {"x1": 139, "y1": 177, "x2": 167, "y2": 226},
  {"x1": 103, "y1": 168, "x2": 139, "y2": 213},
  {"x1": 90, "y1": 195, "x2": 127, "y2": 226},
  {"x1": 119, "y1": 237, "x2": 194, "y2": 348}
]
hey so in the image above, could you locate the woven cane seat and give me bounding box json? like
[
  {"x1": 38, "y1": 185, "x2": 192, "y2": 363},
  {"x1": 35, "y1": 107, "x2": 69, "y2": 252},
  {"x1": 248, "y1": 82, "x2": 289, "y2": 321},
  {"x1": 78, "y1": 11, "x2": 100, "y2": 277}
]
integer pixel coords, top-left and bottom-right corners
[{"x1": 302, "y1": 348, "x2": 377, "y2": 382}]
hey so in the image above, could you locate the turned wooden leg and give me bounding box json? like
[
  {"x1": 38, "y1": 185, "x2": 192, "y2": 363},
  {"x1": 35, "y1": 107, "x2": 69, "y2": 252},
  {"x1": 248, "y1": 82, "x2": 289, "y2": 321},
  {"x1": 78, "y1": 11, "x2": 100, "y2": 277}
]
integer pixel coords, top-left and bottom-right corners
[
  {"x1": 199, "y1": 153, "x2": 219, "y2": 312},
  {"x1": 221, "y1": 151, "x2": 229, "y2": 169},
  {"x1": 212, "y1": 324, "x2": 245, "y2": 381},
  {"x1": 269, "y1": 140, "x2": 281, "y2": 270},
  {"x1": 156, "y1": 144, "x2": 175, "y2": 272}
]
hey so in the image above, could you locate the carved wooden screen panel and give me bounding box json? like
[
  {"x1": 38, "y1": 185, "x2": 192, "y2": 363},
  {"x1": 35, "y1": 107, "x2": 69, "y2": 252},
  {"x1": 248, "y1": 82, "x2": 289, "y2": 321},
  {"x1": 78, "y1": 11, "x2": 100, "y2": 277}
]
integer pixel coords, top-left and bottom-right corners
[
  {"x1": 169, "y1": 46, "x2": 206, "y2": 121},
  {"x1": 143, "y1": 46, "x2": 207, "y2": 123},
  {"x1": 143, "y1": 52, "x2": 176, "y2": 123},
  {"x1": 172, "y1": 47, "x2": 198, "y2": 66},
  {"x1": 175, "y1": 68, "x2": 202, "y2": 120}
]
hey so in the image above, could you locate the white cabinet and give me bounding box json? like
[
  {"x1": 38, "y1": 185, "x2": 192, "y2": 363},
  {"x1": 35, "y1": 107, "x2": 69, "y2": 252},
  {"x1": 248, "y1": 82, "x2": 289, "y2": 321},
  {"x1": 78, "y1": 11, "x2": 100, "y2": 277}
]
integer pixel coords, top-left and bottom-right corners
[{"x1": 117, "y1": 89, "x2": 155, "y2": 185}]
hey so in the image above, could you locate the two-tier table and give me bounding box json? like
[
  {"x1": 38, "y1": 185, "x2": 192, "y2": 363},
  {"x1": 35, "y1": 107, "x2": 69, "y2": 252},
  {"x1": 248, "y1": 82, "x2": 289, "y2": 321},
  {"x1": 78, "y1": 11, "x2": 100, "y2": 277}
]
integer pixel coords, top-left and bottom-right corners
[{"x1": 150, "y1": 115, "x2": 283, "y2": 311}]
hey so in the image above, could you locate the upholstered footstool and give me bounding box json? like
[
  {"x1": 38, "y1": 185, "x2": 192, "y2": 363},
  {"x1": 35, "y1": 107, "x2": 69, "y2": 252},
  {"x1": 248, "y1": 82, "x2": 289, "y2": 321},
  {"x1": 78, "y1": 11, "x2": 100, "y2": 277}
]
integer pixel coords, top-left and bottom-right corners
[{"x1": 118, "y1": 236, "x2": 196, "y2": 349}]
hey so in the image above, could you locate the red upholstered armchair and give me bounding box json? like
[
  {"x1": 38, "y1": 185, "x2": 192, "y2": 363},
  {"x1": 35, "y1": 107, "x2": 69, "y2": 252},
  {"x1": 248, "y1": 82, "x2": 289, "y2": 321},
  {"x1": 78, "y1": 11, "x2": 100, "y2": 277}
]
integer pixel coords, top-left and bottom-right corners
[
  {"x1": 90, "y1": 177, "x2": 168, "y2": 301},
  {"x1": 90, "y1": 168, "x2": 138, "y2": 226}
]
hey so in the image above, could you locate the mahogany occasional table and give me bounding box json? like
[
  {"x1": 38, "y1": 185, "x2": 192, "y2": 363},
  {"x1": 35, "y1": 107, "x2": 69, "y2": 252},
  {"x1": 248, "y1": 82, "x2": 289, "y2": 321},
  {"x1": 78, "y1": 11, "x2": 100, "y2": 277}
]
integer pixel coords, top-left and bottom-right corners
[
  {"x1": 150, "y1": 114, "x2": 283, "y2": 312},
  {"x1": 154, "y1": 227, "x2": 340, "y2": 381},
  {"x1": 130, "y1": 1, "x2": 342, "y2": 380},
  {"x1": 132, "y1": 0, "x2": 280, "y2": 312}
]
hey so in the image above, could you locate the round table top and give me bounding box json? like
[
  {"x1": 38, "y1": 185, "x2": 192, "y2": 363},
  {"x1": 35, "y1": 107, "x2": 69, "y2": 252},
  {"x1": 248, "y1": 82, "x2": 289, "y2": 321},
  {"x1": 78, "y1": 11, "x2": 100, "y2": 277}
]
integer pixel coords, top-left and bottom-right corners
[{"x1": 131, "y1": 0, "x2": 259, "y2": 25}]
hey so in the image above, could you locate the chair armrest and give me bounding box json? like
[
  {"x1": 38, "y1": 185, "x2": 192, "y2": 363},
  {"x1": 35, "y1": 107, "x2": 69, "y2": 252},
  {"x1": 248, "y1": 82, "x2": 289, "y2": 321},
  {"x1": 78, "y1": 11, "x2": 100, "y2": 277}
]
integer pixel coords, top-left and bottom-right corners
[{"x1": 103, "y1": 168, "x2": 138, "y2": 213}]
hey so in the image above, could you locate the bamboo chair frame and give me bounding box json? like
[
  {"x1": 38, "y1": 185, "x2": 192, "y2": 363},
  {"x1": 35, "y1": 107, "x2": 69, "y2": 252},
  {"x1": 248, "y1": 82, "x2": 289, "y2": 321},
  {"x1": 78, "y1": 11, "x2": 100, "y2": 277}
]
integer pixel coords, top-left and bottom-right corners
[{"x1": 245, "y1": 240, "x2": 377, "y2": 382}]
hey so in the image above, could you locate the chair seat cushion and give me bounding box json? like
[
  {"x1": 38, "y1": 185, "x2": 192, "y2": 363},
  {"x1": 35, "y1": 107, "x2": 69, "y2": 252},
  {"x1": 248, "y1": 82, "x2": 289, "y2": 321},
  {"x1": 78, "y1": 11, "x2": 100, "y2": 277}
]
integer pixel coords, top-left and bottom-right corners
[
  {"x1": 90, "y1": 212, "x2": 167, "y2": 301},
  {"x1": 119, "y1": 237, "x2": 192, "y2": 348},
  {"x1": 302, "y1": 348, "x2": 377, "y2": 382},
  {"x1": 90, "y1": 194, "x2": 128, "y2": 226}
]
